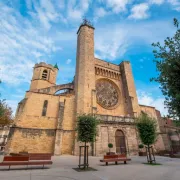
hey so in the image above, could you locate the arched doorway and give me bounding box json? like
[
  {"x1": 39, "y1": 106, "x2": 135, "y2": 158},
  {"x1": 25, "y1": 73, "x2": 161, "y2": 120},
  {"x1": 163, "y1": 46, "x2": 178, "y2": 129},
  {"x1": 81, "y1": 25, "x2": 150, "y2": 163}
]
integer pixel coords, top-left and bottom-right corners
[{"x1": 115, "y1": 130, "x2": 126, "y2": 154}]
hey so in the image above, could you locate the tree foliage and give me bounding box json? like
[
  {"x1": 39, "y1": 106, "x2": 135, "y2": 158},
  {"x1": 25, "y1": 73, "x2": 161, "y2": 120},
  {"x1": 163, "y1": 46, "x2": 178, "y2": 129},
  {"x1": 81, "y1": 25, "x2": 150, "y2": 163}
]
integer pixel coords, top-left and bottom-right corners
[
  {"x1": 151, "y1": 18, "x2": 180, "y2": 119},
  {"x1": 0, "y1": 99, "x2": 13, "y2": 126},
  {"x1": 173, "y1": 120, "x2": 180, "y2": 127},
  {"x1": 76, "y1": 114, "x2": 99, "y2": 143},
  {"x1": 0, "y1": 79, "x2": 13, "y2": 126},
  {"x1": 136, "y1": 113, "x2": 157, "y2": 146}
]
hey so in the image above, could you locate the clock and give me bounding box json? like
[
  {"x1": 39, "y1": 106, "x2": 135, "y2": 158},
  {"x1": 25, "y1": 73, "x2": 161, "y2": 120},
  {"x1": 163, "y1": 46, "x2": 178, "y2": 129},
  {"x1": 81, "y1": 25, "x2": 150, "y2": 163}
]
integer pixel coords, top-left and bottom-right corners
[{"x1": 96, "y1": 79, "x2": 119, "y2": 109}]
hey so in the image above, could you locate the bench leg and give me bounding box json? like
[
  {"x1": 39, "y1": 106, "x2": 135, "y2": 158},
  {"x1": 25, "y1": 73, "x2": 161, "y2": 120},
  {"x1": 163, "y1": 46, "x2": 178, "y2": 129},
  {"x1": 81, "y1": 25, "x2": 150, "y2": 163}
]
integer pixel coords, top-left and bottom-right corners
[
  {"x1": 42, "y1": 164, "x2": 44, "y2": 169},
  {"x1": 124, "y1": 161, "x2": 127, "y2": 164},
  {"x1": 106, "y1": 162, "x2": 108, "y2": 166},
  {"x1": 8, "y1": 165, "x2": 10, "y2": 170},
  {"x1": 115, "y1": 161, "x2": 118, "y2": 165}
]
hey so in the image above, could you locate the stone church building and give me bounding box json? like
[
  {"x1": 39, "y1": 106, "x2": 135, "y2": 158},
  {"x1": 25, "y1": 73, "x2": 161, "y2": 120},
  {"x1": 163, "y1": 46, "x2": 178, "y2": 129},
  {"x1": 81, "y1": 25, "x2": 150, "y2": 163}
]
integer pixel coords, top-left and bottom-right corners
[{"x1": 6, "y1": 21, "x2": 166, "y2": 156}]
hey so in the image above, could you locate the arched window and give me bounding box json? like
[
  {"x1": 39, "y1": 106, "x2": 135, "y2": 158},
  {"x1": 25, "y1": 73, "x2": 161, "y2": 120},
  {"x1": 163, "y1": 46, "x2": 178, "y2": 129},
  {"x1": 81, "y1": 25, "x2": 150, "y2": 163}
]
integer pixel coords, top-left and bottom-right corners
[
  {"x1": 42, "y1": 70, "x2": 48, "y2": 80},
  {"x1": 42, "y1": 100, "x2": 48, "y2": 116}
]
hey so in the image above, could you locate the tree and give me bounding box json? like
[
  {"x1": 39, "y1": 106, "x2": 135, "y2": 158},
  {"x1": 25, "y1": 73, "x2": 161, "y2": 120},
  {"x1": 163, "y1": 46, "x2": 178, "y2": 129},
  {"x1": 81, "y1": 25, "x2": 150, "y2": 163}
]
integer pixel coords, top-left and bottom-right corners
[
  {"x1": 0, "y1": 78, "x2": 13, "y2": 126},
  {"x1": 0, "y1": 99, "x2": 13, "y2": 126},
  {"x1": 76, "y1": 114, "x2": 99, "y2": 169},
  {"x1": 151, "y1": 18, "x2": 180, "y2": 120},
  {"x1": 136, "y1": 113, "x2": 157, "y2": 163}
]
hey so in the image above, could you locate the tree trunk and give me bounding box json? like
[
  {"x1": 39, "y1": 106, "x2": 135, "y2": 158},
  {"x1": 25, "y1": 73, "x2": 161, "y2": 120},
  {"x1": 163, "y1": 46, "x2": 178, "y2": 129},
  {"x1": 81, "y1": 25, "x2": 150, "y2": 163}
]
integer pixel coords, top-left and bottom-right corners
[
  {"x1": 148, "y1": 144, "x2": 152, "y2": 164},
  {"x1": 84, "y1": 142, "x2": 87, "y2": 169}
]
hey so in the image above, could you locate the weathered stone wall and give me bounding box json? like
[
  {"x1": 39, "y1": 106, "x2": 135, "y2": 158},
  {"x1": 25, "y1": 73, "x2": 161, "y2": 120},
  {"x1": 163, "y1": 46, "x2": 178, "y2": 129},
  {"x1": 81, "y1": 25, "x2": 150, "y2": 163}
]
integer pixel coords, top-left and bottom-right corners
[
  {"x1": 59, "y1": 95, "x2": 76, "y2": 155},
  {"x1": 30, "y1": 62, "x2": 58, "y2": 90},
  {"x1": 30, "y1": 80, "x2": 55, "y2": 91},
  {"x1": 0, "y1": 126, "x2": 9, "y2": 150},
  {"x1": 140, "y1": 105, "x2": 157, "y2": 119},
  {"x1": 8, "y1": 90, "x2": 76, "y2": 155},
  {"x1": 6, "y1": 128, "x2": 55, "y2": 154},
  {"x1": 61, "y1": 131, "x2": 75, "y2": 155},
  {"x1": 95, "y1": 124, "x2": 138, "y2": 156},
  {"x1": 120, "y1": 61, "x2": 140, "y2": 117},
  {"x1": 95, "y1": 58, "x2": 120, "y2": 71},
  {"x1": 15, "y1": 92, "x2": 60, "y2": 129},
  {"x1": 75, "y1": 25, "x2": 95, "y2": 115},
  {"x1": 139, "y1": 105, "x2": 165, "y2": 151}
]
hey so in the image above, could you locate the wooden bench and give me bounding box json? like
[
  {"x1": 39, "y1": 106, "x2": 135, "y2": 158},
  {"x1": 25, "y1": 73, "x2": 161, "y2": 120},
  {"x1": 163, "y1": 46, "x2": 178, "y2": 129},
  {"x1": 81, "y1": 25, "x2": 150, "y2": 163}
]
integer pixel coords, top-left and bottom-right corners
[
  {"x1": 100, "y1": 154, "x2": 131, "y2": 166},
  {"x1": 0, "y1": 153, "x2": 53, "y2": 170}
]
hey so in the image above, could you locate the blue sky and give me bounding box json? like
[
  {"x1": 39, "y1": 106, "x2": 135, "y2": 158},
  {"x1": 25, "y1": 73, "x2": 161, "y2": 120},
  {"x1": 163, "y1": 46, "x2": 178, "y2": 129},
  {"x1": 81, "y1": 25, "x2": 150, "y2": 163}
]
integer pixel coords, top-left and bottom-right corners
[{"x1": 0, "y1": 0, "x2": 180, "y2": 116}]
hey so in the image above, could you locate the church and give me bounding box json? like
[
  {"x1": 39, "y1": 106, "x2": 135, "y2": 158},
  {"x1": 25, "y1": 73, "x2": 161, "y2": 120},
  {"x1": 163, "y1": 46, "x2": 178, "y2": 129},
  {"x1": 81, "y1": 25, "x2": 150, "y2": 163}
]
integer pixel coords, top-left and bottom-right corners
[{"x1": 6, "y1": 21, "x2": 165, "y2": 156}]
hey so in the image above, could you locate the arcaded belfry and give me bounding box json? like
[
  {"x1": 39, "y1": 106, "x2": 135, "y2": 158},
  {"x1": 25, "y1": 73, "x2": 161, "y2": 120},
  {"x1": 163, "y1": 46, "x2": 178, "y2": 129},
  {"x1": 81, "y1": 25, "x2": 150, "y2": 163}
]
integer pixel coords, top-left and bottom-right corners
[{"x1": 6, "y1": 20, "x2": 166, "y2": 155}]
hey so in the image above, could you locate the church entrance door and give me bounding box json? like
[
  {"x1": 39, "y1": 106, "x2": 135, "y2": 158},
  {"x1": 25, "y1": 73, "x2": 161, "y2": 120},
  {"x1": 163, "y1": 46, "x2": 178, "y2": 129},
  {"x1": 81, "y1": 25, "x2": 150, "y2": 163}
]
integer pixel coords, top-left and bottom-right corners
[{"x1": 115, "y1": 130, "x2": 126, "y2": 154}]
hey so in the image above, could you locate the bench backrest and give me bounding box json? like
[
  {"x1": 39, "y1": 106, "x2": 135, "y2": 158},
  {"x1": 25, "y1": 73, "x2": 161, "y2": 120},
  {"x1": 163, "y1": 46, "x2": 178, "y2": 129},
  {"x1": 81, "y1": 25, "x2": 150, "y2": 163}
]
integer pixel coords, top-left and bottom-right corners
[
  {"x1": 104, "y1": 154, "x2": 127, "y2": 159},
  {"x1": 28, "y1": 153, "x2": 52, "y2": 160},
  {"x1": 10, "y1": 153, "x2": 23, "y2": 156},
  {"x1": 3, "y1": 156, "x2": 29, "y2": 162},
  {"x1": 117, "y1": 154, "x2": 126, "y2": 158},
  {"x1": 104, "y1": 155, "x2": 119, "y2": 159}
]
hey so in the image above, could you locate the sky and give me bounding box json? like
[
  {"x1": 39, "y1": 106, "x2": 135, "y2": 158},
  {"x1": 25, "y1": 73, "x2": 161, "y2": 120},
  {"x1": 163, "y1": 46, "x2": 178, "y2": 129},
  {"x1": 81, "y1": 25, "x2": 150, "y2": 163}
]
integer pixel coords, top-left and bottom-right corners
[{"x1": 0, "y1": 0, "x2": 180, "y2": 116}]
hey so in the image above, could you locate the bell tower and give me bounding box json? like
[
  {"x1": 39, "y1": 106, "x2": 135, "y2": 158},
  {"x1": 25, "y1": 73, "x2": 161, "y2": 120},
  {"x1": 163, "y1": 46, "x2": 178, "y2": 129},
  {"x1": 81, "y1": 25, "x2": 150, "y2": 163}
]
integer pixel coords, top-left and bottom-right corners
[
  {"x1": 30, "y1": 62, "x2": 58, "y2": 90},
  {"x1": 75, "y1": 20, "x2": 96, "y2": 114}
]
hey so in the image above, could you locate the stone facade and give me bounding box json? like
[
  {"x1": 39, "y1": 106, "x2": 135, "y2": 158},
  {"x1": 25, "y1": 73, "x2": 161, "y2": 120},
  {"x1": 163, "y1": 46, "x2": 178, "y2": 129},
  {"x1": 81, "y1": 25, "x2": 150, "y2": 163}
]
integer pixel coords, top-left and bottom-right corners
[
  {"x1": 6, "y1": 21, "x2": 166, "y2": 156},
  {"x1": 0, "y1": 126, "x2": 9, "y2": 152}
]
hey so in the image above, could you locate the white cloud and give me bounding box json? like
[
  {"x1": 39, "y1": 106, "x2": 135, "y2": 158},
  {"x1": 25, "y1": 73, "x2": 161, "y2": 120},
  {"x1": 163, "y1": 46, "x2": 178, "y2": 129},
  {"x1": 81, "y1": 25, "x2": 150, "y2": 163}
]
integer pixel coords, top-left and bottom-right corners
[
  {"x1": 52, "y1": 46, "x2": 62, "y2": 52},
  {"x1": 95, "y1": 27, "x2": 129, "y2": 60},
  {"x1": 67, "y1": 0, "x2": 91, "y2": 21},
  {"x1": 128, "y1": 3, "x2": 150, "y2": 20},
  {"x1": 168, "y1": 0, "x2": 180, "y2": 11},
  {"x1": 96, "y1": 7, "x2": 107, "y2": 17},
  {"x1": 26, "y1": 0, "x2": 33, "y2": 10},
  {"x1": 32, "y1": 0, "x2": 60, "y2": 30},
  {"x1": 95, "y1": 20, "x2": 173, "y2": 60},
  {"x1": 25, "y1": 0, "x2": 67, "y2": 30},
  {"x1": 102, "y1": 0, "x2": 131, "y2": 13},
  {"x1": 94, "y1": 7, "x2": 108, "y2": 21},
  {"x1": 137, "y1": 90, "x2": 168, "y2": 116},
  {"x1": 55, "y1": 0, "x2": 65, "y2": 9},
  {"x1": 66, "y1": 59, "x2": 72, "y2": 64},
  {"x1": 0, "y1": 2, "x2": 63, "y2": 85},
  {"x1": 150, "y1": 0, "x2": 164, "y2": 5}
]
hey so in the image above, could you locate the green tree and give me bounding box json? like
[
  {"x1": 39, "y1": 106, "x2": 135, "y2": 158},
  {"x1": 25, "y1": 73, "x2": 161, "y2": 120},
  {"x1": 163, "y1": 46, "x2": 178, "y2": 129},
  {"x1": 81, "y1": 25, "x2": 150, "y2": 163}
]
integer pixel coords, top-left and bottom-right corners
[
  {"x1": 173, "y1": 120, "x2": 180, "y2": 127},
  {"x1": 0, "y1": 99, "x2": 13, "y2": 126},
  {"x1": 0, "y1": 79, "x2": 13, "y2": 126},
  {"x1": 76, "y1": 114, "x2": 99, "y2": 168},
  {"x1": 151, "y1": 18, "x2": 180, "y2": 119},
  {"x1": 136, "y1": 113, "x2": 157, "y2": 163}
]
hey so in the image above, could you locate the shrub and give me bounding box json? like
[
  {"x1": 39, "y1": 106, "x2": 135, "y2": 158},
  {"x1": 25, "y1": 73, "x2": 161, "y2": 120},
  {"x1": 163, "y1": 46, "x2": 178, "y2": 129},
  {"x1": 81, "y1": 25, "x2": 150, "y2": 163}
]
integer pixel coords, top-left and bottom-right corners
[
  {"x1": 139, "y1": 144, "x2": 144, "y2": 149},
  {"x1": 108, "y1": 143, "x2": 113, "y2": 148}
]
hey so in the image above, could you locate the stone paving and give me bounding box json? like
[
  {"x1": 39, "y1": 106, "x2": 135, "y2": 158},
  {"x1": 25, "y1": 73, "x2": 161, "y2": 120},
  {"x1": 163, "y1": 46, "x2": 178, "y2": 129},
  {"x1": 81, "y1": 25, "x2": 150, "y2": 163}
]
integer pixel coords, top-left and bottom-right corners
[{"x1": 0, "y1": 155, "x2": 180, "y2": 180}]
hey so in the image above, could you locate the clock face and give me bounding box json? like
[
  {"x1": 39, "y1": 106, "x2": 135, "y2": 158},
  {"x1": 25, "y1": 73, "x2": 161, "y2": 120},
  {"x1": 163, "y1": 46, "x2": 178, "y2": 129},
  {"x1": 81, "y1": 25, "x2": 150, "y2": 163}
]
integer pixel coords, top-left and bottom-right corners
[{"x1": 96, "y1": 79, "x2": 119, "y2": 109}]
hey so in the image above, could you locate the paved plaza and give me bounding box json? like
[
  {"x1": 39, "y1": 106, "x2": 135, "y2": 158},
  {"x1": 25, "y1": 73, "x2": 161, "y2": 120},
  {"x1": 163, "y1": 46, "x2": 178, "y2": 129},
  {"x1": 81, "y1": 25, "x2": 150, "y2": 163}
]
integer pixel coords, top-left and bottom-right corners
[{"x1": 0, "y1": 155, "x2": 180, "y2": 180}]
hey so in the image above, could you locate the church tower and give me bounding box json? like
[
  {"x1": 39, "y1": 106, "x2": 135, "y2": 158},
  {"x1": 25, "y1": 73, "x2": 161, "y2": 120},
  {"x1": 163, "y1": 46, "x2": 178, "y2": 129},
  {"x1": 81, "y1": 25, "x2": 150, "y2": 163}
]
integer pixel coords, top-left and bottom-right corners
[
  {"x1": 75, "y1": 20, "x2": 95, "y2": 114},
  {"x1": 30, "y1": 62, "x2": 58, "y2": 90}
]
